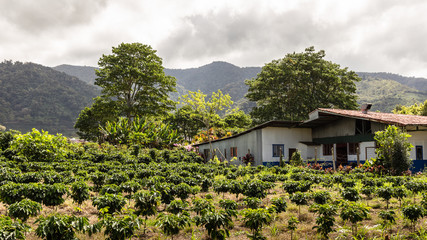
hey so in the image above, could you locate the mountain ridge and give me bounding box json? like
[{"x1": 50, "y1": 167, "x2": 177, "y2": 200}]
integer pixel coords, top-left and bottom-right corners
[{"x1": 54, "y1": 61, "x2": 427, "y2": 113}]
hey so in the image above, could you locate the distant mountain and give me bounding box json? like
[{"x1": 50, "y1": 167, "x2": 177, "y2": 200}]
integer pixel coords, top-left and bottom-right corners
[
  {"x1": 0, "y1": 61, "x2": 99, "y2": 136},
  {"x1": 356, "y1": 72, "x2": 427, "y2": 112},
  {"x1": 54, "y1": 64, "x2": 98, "y2": 86},
  {"x1": 53, "y1": 62, "x2": 427, "y2": 114}
]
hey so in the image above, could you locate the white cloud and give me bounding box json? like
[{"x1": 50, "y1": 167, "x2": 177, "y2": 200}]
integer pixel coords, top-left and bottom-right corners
[{"x1": 0, "y1": 0, "x2": 427, "y2": 77}]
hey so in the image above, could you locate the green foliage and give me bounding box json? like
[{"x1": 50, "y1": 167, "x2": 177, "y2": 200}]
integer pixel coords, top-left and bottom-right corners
[
  {"x1": 290, "y1": 151, "x2": 303, "y2": 166},
  {"x1": 245, "y1": 46, "x2": 359, "y2": 123},
  {"x1": 393, "y1": 100, "x2": 427, "y2": 116},
  {"x1": 101, "y1": 212, "x2": 142, "y2": 240},
  {"x1": 287, "y1": 216, "x2": 299, "y2": 240},
  {"x1": 374, "y1": 125, "x2": 413, "y2": 175},
  {"x1": 283, "y1": 180, "x2": 312, "y2": 194},
  {"x1": 95, "y1": 42, "x2": 176, "y2": 120},
  {"x1": 340, "y1": 202, "x2": 370, "y2": 236},
  {"x1": 133, "y1": 190, "x2": 160, "y2": 217},
  {"x1": 312, "y1": 191, "x2": 331, "y2": 204},
  {"x1": 166, "y1": 199, "x2": 189, "y2": 214},
  {"x1": 0, "y1": 215, "x2": 28, "y2": 240},
  {"x1": 379, "y1": 210, "x2": 396, "y2": 232},
  {"x1": 42, "y1": 183, "x2": 68, "y2": 207},
  {"x1": 156, "y1": 211, "x2": 191, "y2": 239},
  {"x1": 92, "y1": 193, "x2": 126, "y2": 214},
  {"x1": 100, "y1": 116, "x2": 182, "y2": 148},
  {"x1": 244, "y1": 197, "x2": 262, "y2": 209},
  {"x1": 242, "y1": 179, "x2": 269, "y2": 199},
  {"x1": 0, "y1": 61, "x2": 97, "y2": 136},
  {"x1": 70, "y1": 181, "x2": 90, "y2": 206},
  {"x1": 311, "y1": 204, "x2": 337, "y2": 240},
  {"x1": 290, "y1": 192, "x2": 309, "y2": 215},
  {"x1": 402, "y1": 204, "x2": 424, "y2": 232},
  {"x1": 35, "y1": 214, "x2": 89, "y2": 240},
  {"x1": 10, "y1": 129, "x2": 69, "y2": 162},
  {"x1": 341, "y1": 187, "x2": 360, "y2": 202},
  {"x1": 192, "y1": 198, "x2": 215, "y2": 215},
  {"x1": 242, "y1": 208, "x2": 273, "y2": 239},
  {"x1": 74, "y1": 96, "x2": 119, "y2": 141},
  {"x1": 194, "y1": 208, "x2": 234, "y2": 240},
  {"x1": 219, "y1": 199, "x2": 238, "y2": 211},
  {"x1": 271, "y1": 196, "x2": 287, "y2": 213},
  {"x1": 8, "y1": 199, "x2": 42, "y2": 222},
  {"x1": 377, "y1": 186, "x2": 394, "y2": 209},
  {"x1": 0, "y1": 130, "x2": 19, "y2": 151},
  {"x1": 173, "y1": 182, "x2": 193, "y2": 200}
]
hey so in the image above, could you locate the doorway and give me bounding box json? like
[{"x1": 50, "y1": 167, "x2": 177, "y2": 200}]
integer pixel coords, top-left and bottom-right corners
[{"x1": 336, "y1": 143, "x2": 348, "y2": 166}]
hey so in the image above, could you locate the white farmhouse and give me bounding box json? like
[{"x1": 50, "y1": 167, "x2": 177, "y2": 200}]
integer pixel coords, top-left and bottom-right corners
[{"x1": 194, "y1": 106, "x2": 427, "y2": 171}]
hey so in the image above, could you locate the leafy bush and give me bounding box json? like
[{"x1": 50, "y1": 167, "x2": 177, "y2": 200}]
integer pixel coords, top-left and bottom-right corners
[
  {"x1": 156, "y1": 211, "x2": 191, "y2": 239},
  {"x1": 195, "y1": 209, "x2": 234, "y2": 240},
  {"x1": 341, "y1": 187, "x2": 360, "y2": 202},
  {"x1": 242, "y1": 208, "x2": 273, "y2": 240},
  {"x1": 35, "y1": 214, "x2": 89, "y2": 240},
  {"x1": 192, "y1": 198, "x2": 215, "y2": 215},
  {"x1": 8, "y1": 199, "x2": 42, "y2": 222},
  {"x1": 402, "y1": 204, "x2": 424, "y2": 232},
  {"x1": 340, "y1": 202, "x2": 370, "y2": 236},
  {"x1": 244, "y1": 197, "x2": 262, "y2": 209},
  {"x1": 377, "y1": 186, "x2": 394, "y2": 209},
  {"x1": 312, "y1": 191, "x2": 331, "y2": 205},
  {"x1": 10, "y1": 129, "x2": 69, "y2": 162},
  {"x1": 271, "y1": 196, "x2": 287, "y2": 213},
  {"x1": 70, "y1": 181, "x2": 90, "y2": 206},
  {"x1": 101, "y1": 212, "x2": 142, "y2": 240},
  {"x1": 374, "y1": 125, "x2": 413, "y2": 175},
  {"x1": 290, "y1": 151, "x2": 303, "y2": 166},
  {"x1": 0, "y1": 215, "x2": 28, "y2": 240},
  {"x1": 92, "y1": 193, "x2": 126, "y2": 214},
  {"x1": 166, "y1": 199, "x2": 188, "y2": 214},
  {"x1": 312, "y1": 204, "x2": 337, "y2": 240}
]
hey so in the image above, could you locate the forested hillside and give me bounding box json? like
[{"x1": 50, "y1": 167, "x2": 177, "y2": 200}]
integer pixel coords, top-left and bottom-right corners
[
  {"x1": 55, "y1": 62, "x2": 427, "y2": 114},
  {"x1": 0, "y1": 61, "x2": 99, "y2": 135}
]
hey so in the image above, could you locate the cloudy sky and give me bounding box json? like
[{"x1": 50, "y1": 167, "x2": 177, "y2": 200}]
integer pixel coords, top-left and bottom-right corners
[{"x1": 1, "y1": 0, "x2": 427, "y2": 77}]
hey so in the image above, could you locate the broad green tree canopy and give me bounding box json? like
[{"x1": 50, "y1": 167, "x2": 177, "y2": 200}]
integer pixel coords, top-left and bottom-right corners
[
  {"x1": 245, "y1": 46, "x2": 360, "y2": 123},
  {"x1": 95, "y1": 42, "x2": 176, "y2": 119},
  {"x1": 75, "y1": 43, "x2": 176, "y2": 141}
]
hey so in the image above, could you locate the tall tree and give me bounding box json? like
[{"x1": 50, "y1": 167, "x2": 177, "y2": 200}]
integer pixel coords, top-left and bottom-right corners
[
  {"x1": 245, "y1": 46, "x2": 360, "y2": 123},
  {"x1": 95, "y1": 42, "x2": 176, "y2": 120},
  {"x1": 180, "y1": 90, "x2": 233, "y2": 157},
  {"x1": 75, "y1": 43, "x2": 176, "y2": 140}
]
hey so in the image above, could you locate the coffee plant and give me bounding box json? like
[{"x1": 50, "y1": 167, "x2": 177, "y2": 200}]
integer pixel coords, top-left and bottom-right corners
[{"x1": 8, "y1": 199, "x2": 42, "y2": 222}]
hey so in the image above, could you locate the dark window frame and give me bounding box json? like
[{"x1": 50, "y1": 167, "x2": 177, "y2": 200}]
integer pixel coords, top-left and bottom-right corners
[
  {"x1": 416, "y1": 145, "x2": 423, "y2": 160},
  {"x1": 348, "y1": 143, "x2": 359, "y2": 155},
  {"x1": 323, "y1": 143, "x2": 333, "y2": 156},
  {"x1": 272, "y1": 144, "x2": 284, "y2": 157}
]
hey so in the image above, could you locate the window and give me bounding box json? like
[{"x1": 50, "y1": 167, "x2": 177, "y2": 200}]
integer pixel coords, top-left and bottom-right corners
[
  {"x1": 230, "y1": 147, "x2": 237, "y2": 157},
  {"x1": 323, "y1": 144, "x2": 333, "y2": 156},
  {"x1": 416, "y1": 146, "x2": 423, "y2": 160},
  {"x1": 348, "y1": 143, "x2": 359, "y2": 155},
  {"x1": 355, "y1": 119, "x2": 372, "y2": 134},
  {"x1": 272, "y1": 144, "x2": 284, "y2": 157}
]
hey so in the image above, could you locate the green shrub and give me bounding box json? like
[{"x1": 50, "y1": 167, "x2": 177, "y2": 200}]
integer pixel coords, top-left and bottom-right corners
[
  {"x1": 70, "y1": 181, "x2": 90, "y2": 206},
  {"x1": 35, "y1": 214, "x2": 89, "y2": 240},
  {"x1": 8, "y1": 199, "x2": 42, "y2": 222},
  {"x1": 10, "y1": 129, "x2": 69, "y2": 162},
  {"x1": 92, "y1": 193, "x2": 126, "y2": 214}
]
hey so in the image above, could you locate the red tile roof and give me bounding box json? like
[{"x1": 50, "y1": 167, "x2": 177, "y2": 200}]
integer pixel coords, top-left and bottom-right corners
[{"x1": 317, "y1": 108, "x2": 427, "y2": 126}]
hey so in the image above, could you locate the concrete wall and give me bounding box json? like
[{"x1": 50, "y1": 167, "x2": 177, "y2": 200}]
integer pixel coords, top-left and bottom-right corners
[
  {"x1": 197, "y1": 129, "x2": 262, "y2": 165},
  {"x1": 261, "y1": 127, "x2": 312, "y2": 164},
  {"x1": 408, "y1": 131, "x2": 427, "y2": 160}
]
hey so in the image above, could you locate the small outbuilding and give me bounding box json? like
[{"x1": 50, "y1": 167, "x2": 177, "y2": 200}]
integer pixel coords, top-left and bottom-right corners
[{"x1": 194, "y1": 106, "x2": 427, "y2": 170}]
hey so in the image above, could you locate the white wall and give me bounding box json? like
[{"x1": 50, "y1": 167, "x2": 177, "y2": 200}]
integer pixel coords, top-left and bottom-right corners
[
  {"x1": 196, "y1": 129, "x2": 262, "y2": 165},
  {"x1": 261, "y1": 127, "x2": 312, "y2": 164},
  {"x1": 408, "y1": 131, "x2": 427, "y2": 160}
]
